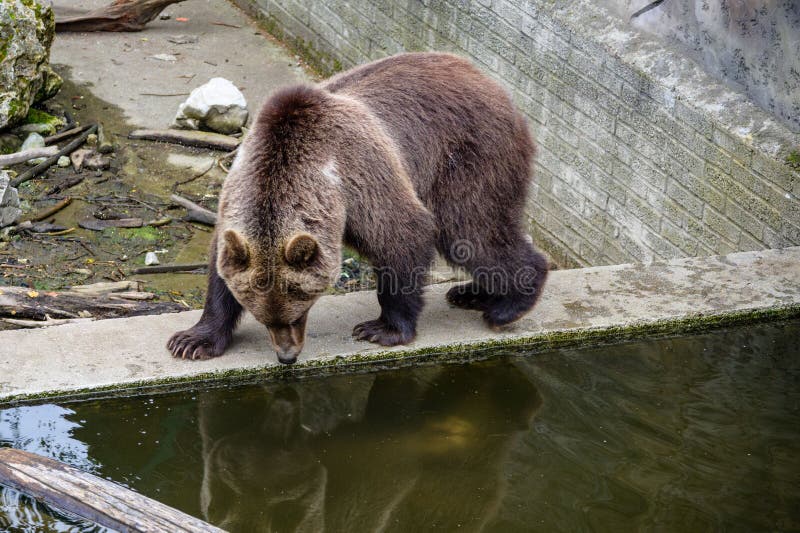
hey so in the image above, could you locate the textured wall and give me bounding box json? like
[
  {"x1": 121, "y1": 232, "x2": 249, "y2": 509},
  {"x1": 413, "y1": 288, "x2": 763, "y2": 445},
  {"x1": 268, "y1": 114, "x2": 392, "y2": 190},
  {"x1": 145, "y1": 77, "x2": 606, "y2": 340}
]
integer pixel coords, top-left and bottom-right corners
[
  {"x1": 611, "y1": 0, "x2": 800, "y2": 134},
  {"x1": 237, "y1": 0, "x2": 800, "y2": 267}
]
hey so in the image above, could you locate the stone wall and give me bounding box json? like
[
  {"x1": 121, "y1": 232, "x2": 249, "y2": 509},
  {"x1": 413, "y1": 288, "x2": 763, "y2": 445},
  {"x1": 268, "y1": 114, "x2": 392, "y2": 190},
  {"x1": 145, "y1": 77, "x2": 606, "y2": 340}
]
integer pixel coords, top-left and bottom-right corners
[
  {"x1": 609, "y1": 0, "x2": 800, "y2": 134},
  {"x1": 236, "y1": 0, "x2": 800, "y2": 267}
]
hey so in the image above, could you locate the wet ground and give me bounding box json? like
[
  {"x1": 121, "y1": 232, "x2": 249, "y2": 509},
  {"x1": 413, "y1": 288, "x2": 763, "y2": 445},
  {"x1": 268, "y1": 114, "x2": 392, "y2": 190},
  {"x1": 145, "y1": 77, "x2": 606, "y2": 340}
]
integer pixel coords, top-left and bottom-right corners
[
  {"x1": 1, "y1": 0, "x2": 321, "y2": 319},
  {"x1": 2, "y1": 75, "x2": 227, "y2": 308},
  {"x1": 1, "y1": 319, "x2": 798, "y2": 531}
]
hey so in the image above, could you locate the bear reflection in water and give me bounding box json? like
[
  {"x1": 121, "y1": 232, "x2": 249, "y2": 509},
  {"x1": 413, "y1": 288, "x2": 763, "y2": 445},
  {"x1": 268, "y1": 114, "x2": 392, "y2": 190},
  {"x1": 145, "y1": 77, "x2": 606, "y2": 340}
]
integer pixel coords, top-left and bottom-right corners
[{"x1": 198, "y1": 363, "x2": 541, "y2": 532}]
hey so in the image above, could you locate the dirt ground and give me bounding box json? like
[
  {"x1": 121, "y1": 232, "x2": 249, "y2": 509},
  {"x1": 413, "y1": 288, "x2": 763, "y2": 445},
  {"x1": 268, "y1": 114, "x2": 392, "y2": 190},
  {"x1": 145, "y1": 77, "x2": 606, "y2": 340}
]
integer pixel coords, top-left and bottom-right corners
[{"x1": 1, "y1": 0, "x2": 459, "y2": 329}]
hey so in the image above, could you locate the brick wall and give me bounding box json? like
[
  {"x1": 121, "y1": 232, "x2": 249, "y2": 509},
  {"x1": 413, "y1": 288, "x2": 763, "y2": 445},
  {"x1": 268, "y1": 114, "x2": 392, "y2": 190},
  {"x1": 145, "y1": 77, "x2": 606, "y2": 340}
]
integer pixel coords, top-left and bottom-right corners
[{"x1": 237, "y1": 0, "x2": 800, "y2": 267}]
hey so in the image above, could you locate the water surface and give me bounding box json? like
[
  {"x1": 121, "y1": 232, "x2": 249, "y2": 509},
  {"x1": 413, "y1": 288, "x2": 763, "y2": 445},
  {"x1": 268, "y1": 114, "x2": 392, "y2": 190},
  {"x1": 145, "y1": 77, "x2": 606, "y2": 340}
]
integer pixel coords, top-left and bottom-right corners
[{"x1": 1, "y1": 319, "x2": 799, "y2": 531}]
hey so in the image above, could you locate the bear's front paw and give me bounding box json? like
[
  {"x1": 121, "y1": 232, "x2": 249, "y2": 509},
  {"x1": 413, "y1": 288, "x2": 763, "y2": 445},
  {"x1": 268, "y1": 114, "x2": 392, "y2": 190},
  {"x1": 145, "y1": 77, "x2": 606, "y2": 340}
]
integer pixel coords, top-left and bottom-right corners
[
  {"x1": 167, "y1": 328, "x2": 229, "y2": 360},
  {"x1": 352, "y1": 319, "x2": 415, "y2": 346}
]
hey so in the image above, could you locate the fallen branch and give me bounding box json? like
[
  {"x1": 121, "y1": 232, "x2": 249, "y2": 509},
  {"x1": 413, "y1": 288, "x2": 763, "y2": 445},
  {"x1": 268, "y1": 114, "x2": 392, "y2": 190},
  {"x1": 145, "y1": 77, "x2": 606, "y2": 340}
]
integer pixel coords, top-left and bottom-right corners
[
  {"x1": 10, "y1": 125, "x2": 97, "y2": 188},
  {"x1": 46, "y1": 176, "x2": 85, "y2": 196},
  {"x1": 2, "y1": 316, "x2": 95, "y2": 328},
  {"x1": 55, "y1": 0, "x2": 188, "y2": 32},
  {"x1": 0, "y1": 146, "x2": 59, "y2": 167},
  {"x1": 44, "y1": 124, "x2": 91, "y2": 146},
  {"x1": 25, "y1": 197, "x2": 73, "y2": 222},
  {"x1": 68, "y1": 280, "x2": 142, "y2": 295},
  {"x1": 129, "y1": 128, "x2": 240, "y2": 151},
  {"x1": 96, "y1": 123, "x2": 115, "y2": 153},
  {"x1": 170, "y1": 194, "x2": 217, "y2": 225},
  {"x1": 131, "y1": 262, "x2": 207, "y2": 274},
  {"x1": 147, "y1": 217, "x2": 172, "y2": 227},
  {"x1": 79, "y1": 218, "x2": 144, "y2": 231},
  {"x1": 0, "y1": 283, "x2": 185, "y2": 323}
]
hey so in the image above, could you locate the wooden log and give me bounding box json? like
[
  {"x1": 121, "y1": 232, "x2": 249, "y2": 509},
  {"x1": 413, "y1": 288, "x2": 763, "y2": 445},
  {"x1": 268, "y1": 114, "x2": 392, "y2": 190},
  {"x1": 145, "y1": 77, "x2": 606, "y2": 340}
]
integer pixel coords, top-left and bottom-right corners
[
  {"x1": 0, "y1": 449, "x2": 224, "y2": 532},
  {"x1": 0, "y1": 284, "x2": 185, "y2": 321},
  {"x1": 67, "y1": 280, "x2": 142, "y2": 295},
  {"x1": 0, "y1": 146, "x2": 59, "y2": 167},
  {"x1": 10, "y1": 125, "x2": 98, "y2": 188},
  {"x1": 170, "y1": 194, "x2": 217, "y2": 225},
  {"x1": 129, "y1": 129, "x2": 240, "y2": 151},
  {"x1": 56, "y1": 0, "x2": 188, "y2": 32},
  {"x1": 44, "y1": 124, "x2": 91, "y2": 146},
  {"x1": 131, "y1": 262, "x2": 207, "y2": 274}
]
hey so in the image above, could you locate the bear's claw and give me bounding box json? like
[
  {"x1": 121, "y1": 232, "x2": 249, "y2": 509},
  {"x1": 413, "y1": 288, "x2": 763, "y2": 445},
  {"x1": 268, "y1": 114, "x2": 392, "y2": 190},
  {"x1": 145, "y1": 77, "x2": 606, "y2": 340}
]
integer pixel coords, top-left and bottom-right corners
[
  {"x1": 167, "y1": 328, "x2": 226, "y2": 360},
  {"x1": 352, "y1": 319, "x2": 414, "y2": 346}
]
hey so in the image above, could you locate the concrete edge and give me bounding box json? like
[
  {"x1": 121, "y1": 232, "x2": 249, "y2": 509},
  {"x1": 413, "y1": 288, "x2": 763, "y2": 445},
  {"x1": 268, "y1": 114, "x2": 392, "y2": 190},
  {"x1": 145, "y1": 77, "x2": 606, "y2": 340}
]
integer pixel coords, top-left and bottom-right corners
[{"x1": 4, "y1": 302, "x2": 798, "y2": 407}]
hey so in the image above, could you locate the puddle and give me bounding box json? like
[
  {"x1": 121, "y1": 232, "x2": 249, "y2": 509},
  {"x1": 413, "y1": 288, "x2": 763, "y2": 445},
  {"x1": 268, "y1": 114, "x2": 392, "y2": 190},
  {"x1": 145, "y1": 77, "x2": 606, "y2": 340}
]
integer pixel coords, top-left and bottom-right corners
[{"x1": 1, "y1": 319, "x2": 798, "y2": 531}]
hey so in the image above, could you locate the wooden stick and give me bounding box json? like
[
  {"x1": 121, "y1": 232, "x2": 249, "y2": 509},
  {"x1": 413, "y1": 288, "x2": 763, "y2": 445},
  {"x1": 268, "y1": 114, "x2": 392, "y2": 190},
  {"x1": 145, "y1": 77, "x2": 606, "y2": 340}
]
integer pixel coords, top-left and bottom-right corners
[
  {"x1": 10, "y1": 125, "x2": 98, "y2": 188},
  {"x1": 170, "y1": 194, "x2": 217, "y2": 225},
  {"x1": 44, "y1": 124, "x2": 91, "y2": 146},
  {"x1": 129, "y1": 129, "x2": 239, "y2": 151},
  {"x1": 2, "y1": 316, "x2": 95, "y2": 328},
  {"x1": 131, "y1": 262, "x2": 207, "y2": 274},
  {"x1": 0, "y1": 146, "x2": 59, "y2": 167},
  {"x1": 46, "y1": 176, "x2": 85, "y2": 196},
  {"x1": 56, "y1": 0, "x2": 189, "y2": 32},
  {"x1": 0, "y1": 449, "x2": 223, "y2": 532},
  {"x1": 25, "y1": 197, "x2": 73, "y2": 222}
]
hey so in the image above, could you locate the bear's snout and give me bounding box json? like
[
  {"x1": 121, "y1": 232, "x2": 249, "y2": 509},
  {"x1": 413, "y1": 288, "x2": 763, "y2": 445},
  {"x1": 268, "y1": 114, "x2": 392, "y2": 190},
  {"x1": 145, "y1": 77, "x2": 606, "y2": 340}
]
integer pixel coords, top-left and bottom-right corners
[{"x1": 267, "y1": 314, "x2": 308, "y2": 365}]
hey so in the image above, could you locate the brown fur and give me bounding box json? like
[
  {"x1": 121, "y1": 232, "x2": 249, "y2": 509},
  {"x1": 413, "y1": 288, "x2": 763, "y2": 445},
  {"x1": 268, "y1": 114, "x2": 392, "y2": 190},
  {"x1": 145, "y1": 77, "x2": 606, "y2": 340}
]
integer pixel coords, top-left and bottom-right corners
[{"x1": 167, "y1": 52, "x2": 548, "y2": 364}]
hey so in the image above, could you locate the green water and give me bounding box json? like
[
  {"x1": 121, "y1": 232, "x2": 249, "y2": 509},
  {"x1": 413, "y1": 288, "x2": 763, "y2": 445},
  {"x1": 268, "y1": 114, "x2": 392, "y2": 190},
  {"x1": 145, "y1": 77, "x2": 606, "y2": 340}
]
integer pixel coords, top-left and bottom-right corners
[{"x1": 1, "y1": 320, "x2": 799, "y2": 532}]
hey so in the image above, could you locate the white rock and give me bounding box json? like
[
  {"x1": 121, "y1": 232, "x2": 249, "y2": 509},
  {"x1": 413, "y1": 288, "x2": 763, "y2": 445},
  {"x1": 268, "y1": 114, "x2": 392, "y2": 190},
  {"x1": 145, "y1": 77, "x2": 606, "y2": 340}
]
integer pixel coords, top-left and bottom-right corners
[
  {"x1": 172, "y1": 77, "x2": 248, "y2": 134},
  {"x1": 0, "y1": 171, "x2": 22, "y2": 228},
  {"x1": 57, "y1": 155, "x2": 70, "y2": 167},
  {"x1": 151, "y1": 54, "x2": 178, "y2": 62},
  {"x1": 144, "y1": 252, "x2": 160, "y2": 266}
]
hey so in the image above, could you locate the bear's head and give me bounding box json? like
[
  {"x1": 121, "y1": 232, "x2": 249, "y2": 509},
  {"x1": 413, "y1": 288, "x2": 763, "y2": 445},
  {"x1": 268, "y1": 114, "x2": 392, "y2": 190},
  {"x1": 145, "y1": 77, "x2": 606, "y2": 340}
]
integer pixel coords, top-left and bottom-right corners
[{"x1": 217, "y1": 227, "x2": 341, "y2": 364}]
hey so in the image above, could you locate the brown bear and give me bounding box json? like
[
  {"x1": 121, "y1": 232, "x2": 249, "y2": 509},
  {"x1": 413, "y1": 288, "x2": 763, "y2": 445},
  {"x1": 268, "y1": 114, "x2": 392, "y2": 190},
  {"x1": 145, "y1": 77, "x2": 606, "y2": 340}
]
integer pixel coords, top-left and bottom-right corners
[{"x1": 167, "y1": 52, "x2": 548, "y2": 364}]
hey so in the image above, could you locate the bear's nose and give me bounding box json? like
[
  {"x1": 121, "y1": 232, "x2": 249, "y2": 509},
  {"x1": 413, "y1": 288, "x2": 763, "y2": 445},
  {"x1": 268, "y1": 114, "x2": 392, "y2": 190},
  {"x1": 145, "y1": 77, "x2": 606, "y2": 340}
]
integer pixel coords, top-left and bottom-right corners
[{"x1": 275, "y1": 346, "x2": 300, "y2": 365}]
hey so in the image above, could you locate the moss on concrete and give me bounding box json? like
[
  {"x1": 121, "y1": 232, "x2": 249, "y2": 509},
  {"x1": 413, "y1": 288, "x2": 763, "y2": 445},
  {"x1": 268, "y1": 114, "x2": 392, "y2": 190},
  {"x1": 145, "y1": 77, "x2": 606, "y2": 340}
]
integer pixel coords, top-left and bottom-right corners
[
  {"x1": 786, "y1": 150, "x2": 800, "y2": 171},
  {"x1": 2, "y1": 303, "x2": 798, "y2": 407}
]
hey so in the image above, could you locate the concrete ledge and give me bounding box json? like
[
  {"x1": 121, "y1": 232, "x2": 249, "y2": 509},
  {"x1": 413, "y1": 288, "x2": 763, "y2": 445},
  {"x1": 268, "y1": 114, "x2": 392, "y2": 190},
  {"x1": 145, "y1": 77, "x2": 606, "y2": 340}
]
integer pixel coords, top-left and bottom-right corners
[{"x1": 1, "y1": 247, "x2": 799, "y2": 405}]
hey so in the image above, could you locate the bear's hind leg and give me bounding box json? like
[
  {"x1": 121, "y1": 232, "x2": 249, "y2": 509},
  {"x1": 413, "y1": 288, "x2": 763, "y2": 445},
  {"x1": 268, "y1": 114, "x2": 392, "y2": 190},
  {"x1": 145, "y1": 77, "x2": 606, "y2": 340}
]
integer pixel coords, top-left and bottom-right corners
[
  {"x1": 443, "y1": 235, "x2": 548, "y2": 327},
  {"x1": 479, "y1": 240, "x2": 548, "y2": 327},
  {"x1": 445, "y1": 281, "x2": 493, "y2": 311}
]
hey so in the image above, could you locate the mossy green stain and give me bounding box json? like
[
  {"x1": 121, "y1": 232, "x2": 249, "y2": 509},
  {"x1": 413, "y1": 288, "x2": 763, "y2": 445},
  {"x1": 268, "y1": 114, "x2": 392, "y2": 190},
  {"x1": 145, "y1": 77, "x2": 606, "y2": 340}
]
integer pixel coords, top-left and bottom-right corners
[
  {"x1": 2, "y1": 304, "x2": 798, "y2": 407},
  {"x1": 786, "y1": 150, "x2": 800, "y2": 171}
]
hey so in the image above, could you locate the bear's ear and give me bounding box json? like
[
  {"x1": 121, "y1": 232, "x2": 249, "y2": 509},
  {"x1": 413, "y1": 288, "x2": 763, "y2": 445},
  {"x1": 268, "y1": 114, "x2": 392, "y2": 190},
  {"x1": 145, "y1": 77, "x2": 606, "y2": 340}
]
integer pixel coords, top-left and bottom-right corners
[
  {"x1": 219, "y1": 229, "x2": 250, "y2": 274},
  {"x1": 285, "y1": 233, "x2": 319, "y2": 268}
]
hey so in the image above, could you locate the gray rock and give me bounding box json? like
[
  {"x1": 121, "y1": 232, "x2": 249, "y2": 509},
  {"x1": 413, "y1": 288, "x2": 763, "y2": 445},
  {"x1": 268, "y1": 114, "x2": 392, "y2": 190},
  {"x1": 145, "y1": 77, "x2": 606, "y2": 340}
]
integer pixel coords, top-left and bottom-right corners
[
  {"x1": 0, "y1": 134, "x2": 21, "y2": 155},
  {"x1": 84, "y1": 153, "x2": 110, "y2": 171},
  {"x1": 0, "y1": 0, "x2": 58, "y2": 130},
  {"x1": 57, "y1": 155, "x2": 70, "y2": 167},
  {"x1": 20, "y1": 132, "x2": 45, "y2": 151},
  {"x1": 0, "y1": 171, "x2": 21, "y2": 228},
  {"x1": 172, "y1": 78, "x2": 248, "y2": 135},
  {"x1": 20, "y1": 132, "x2": 46, "y2": 164},
  {"x1": 71, "y1": 148, "x2": 92, "y2": 172}
]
